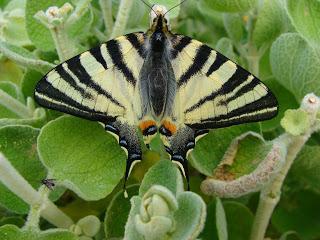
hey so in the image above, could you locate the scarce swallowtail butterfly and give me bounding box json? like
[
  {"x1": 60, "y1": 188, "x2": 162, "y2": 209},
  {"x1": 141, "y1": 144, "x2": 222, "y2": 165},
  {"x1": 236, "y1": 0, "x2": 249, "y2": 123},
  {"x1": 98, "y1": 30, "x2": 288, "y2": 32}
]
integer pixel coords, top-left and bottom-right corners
[{"x1": 34, "y1": 4, "x2": 278, "y2": 190}]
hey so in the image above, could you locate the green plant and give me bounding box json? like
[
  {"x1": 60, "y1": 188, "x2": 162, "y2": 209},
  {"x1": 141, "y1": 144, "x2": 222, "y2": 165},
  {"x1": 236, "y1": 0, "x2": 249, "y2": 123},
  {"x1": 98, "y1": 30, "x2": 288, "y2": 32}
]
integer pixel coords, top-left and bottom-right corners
[{"x1": 0, "y1": 0, "x2": 320, "y2": 239}]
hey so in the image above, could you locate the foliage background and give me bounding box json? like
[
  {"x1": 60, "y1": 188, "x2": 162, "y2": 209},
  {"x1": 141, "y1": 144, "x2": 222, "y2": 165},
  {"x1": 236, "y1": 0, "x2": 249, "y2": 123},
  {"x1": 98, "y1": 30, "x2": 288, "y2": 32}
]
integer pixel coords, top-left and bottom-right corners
[{"x1": 0, "y1": 0, "x2": 320, "y2": 239}]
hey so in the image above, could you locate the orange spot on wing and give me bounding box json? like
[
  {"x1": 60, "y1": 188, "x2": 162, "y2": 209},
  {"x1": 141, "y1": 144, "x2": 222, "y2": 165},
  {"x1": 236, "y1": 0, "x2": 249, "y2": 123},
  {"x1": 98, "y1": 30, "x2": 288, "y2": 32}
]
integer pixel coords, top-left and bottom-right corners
[
  {"x1": 162, "y1": 120, "x2": 177, "y2": 135},
  {"x1": 139, "y1": 120, "x2": 156, "y2": 131}
]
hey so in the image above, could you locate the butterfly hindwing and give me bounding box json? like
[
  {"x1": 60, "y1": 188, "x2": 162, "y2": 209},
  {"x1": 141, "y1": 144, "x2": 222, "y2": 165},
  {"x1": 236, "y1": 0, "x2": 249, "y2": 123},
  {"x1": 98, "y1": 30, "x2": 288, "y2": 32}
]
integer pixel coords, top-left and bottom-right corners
[
  {"x1": 170, "y1": 35, "x2": 278, "y2": 129},
  {"x1": 35, "y1": 32, "x2": 146, "y2": 124}
]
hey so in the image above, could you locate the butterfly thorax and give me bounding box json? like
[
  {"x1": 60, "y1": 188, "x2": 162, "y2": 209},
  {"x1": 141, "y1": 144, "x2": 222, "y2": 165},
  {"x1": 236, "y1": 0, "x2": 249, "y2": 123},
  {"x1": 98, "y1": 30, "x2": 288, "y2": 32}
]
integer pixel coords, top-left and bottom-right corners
[{"x1": 139, "y1": 14, "x2": 176, "y2": 120}]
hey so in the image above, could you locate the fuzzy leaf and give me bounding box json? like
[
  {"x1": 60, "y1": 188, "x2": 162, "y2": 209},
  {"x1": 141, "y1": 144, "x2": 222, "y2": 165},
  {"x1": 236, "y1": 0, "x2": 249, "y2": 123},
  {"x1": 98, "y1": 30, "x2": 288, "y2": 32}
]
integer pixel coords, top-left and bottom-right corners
[
  {"x1": 0, "y1": 224, "x2": 77, "y2": 240},
  {"x1": 287, "y1": 0, "x2": 320, "y2": 49},
  {"x1": 252, "y1": 0, "x2": 290, "y2": 48},
  {"x1": 1, "y1": 7, "x2": 32, "y2": 46},
  {"x1": 76, "y1": 215, "x2": 100, "y2": 237},
  {"x1": 0, "y1": 125, "x2": 43, "y2": 213},
  {"x1": 272, "y1": 190, "x2": 320, "y2": 239},
  {"x1": 224, "y1": 201, "x2": 254, "y2": 240},
  {"x1": 190, "y1": 123, "x2": 260, "y2": 176},
  {"x1": 223, "y1": 13, "x2": 243, "y2": 43},
  {"x1": 104, "y1": 185, "x2": 139, "y2": 239},
  {"x1": 37, "y1": 116, "x2": 126, "y2": 201},
  {"x1": 21, "y1": 70, "x2": 42, "y2": 98},
  {"x1": 289, "y1": 145, "x2": 320, "y2": 194},
  {"x1": 216, "y1": 198, "x2": 228, "y2": 240},
  {"x1": 202, "y1": 0, "x2": 257, "y2": 12},
  {"x1": 170, "y1": 192, "x2": 206, "y2": 239},
  {"x1": 139, "y1": 159, "x2": 183, "y2": 197},
  {"x1": 270, "y1": 33, "x2": 320, "y2": 101}
]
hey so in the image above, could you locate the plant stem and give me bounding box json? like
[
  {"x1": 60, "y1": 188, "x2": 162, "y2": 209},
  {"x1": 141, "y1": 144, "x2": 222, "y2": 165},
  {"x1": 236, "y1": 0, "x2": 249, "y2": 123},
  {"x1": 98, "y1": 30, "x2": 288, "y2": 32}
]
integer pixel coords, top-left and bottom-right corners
[
  {"x1": 0, "y1": 153, "x2": 74, "y2": 228},
  {"x1": 0, "y1": 41, "x2": 55, "y2": 73},
  {"x1": 25, "y1": 186, "x2": 50, "y2": 230},
  {"x1": 0, "y1": 89, "x2": 32, "y2": 118},
  {"x1": 50, "y1": 25, "x2": 76, "y2": 61},
  {"x1": 250, "y1": 94, "x2": 320, "y2": 240},
  {"x1": 110, "y1": 0, "x2": 133, "y2": 39},
  {"x1": 99, "y1": 0, "x2": 113, "y2": 35}
]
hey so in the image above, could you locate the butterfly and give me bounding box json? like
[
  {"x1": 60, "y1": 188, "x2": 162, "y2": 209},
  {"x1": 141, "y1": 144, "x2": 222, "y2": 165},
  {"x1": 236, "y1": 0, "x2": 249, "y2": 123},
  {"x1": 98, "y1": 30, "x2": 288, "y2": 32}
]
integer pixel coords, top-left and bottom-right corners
[{"x1": 34, "y1": 4, "x2": 278, "y2": 190}]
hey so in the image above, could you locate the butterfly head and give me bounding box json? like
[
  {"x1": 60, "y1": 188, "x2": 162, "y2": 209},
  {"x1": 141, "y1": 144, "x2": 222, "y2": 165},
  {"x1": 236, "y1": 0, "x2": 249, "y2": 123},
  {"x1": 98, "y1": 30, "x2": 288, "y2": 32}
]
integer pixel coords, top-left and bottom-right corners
[{"x1": 150, "y1": 4, "x2": 170, "y2": 32}]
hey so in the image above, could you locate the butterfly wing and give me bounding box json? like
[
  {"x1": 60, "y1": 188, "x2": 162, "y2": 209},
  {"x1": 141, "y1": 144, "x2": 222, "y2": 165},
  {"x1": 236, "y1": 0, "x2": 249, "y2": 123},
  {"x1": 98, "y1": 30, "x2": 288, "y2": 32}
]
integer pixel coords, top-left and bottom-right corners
[
  {"x1": 170, "y1": 35, "x2": 278, "y2": 129},
  {"x1": 35, "y1": 32, "x2": 147, "y2": 187},
  {"x1": 35, "y1": 32, "x2": 146, "y2": 124}
]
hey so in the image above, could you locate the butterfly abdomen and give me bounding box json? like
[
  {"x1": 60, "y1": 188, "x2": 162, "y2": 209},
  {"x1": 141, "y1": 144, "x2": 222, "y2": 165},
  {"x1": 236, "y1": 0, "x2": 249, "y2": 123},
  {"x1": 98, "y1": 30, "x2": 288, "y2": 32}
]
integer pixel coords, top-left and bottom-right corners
[{"x1": 139, "y1": 31, "x2": 176, "y2": 118}]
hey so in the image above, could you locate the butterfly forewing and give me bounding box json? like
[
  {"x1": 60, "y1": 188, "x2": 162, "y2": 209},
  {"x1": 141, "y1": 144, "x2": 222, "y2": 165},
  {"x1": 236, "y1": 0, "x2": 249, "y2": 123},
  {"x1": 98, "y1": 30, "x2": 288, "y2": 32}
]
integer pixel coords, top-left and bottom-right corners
[
  {"x1": 34, "y1": 32, "x2": 146, "y2": 123},
  {"x1": 170, "y1": 35, "x2": 278, "y2": 129}
]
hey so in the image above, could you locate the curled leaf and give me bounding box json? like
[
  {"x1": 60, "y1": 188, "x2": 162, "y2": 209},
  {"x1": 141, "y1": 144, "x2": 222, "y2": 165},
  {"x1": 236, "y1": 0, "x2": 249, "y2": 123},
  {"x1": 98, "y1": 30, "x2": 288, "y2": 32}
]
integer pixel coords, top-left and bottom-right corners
[{"x1": 201, "y1": 133, "x2": 286, "y2": 198}]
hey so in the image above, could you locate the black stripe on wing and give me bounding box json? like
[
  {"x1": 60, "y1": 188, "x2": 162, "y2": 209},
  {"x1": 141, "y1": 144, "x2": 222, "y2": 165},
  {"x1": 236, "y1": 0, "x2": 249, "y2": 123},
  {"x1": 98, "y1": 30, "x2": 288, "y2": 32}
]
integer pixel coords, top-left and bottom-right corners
[
  {"x1": 171, "y1": 35, "x2": 192, "y2": 59},
  {"x1": 177, "y1": 44, "x2": 211, "y2": 88},
  {"x1": 35, "y1": 77, "x2": 114, "y2": 122},
  {"x1": 66, "y1": 56, "x2": 125, "y2": 108},
  {"x1": 89, "y1": 46, "x2": 108, "y2": 69},
  {"x1": 106, "y1": 39, "x2": 137, "y2": 86},
  {"x1": 185, "y1": 66, "x2": 252, "y2": 113},
  {"x1": 126, "y1": 32, "x2": 146, "y2": 58},
  {"x1": 206, "y1": 52, "x2": 228, "y2": 77},
  {"x1": 188, "y1": 91, "x2": 278, "y2": 129}
]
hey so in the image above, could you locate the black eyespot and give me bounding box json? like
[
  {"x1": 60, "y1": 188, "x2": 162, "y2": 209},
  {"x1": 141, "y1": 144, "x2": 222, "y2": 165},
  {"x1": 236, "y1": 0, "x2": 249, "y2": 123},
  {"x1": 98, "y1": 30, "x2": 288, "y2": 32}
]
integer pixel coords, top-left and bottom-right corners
[
  {"x1": 153, "y1": 18, "x2": 156, "y2": 23},
  {"x1": 164, "y1": 18, "x2": 168, "y2": 23}
]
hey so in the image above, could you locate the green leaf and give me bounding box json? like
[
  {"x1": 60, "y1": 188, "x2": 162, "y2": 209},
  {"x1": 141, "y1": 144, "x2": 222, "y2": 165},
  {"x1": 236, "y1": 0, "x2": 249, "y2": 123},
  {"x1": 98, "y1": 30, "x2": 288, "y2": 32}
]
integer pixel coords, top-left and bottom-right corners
[
  {"x1": 21, "y1": 70, "x2": 42, "y2": 98},
  {"x1": 252, "y1": 0, "x2": 290, "y2": 48},
  {"x1": 104, "y1": 185, "x2": 139, "y2": 239},
  {"x1": 289, "y1": 145, "x2": 320, "y2": 194},
  {"x1": 0, "y1": 125, "x2": 44, "y2": 213},
  {"x1": 198, "y1": 200, "x2": 218, "y2": 239},
  {"x1": 170, "y1": 192, "x2": 206, "y2": 239},
  {"x1": 0, "y1": 40, "x2": 55, "y2": 73},
  {"x1": 224, "y1": 201, "x2": 253, "y2": 240},
  {"x1": 76, "y1": 215, "x2": 101, "y2": 237},
  {"x1": 287, "y1": 0, "x2": 320, "y2": 50},
  {"x1": 0, "y1": 224, "x2": 77, "y2": 240},
  {"x1": 37, "y1": 115, "x2": 126, "y2": 201},
  {"x1": 0, "y1": 217, "x2": 24, "y2": 228},
  {"x1": 190, "y1": 123, "x2": 260, "y2": 176},
  {"x1": 220, "y1": 134, "x2": 273, "y2": 179},
  {"x1": 202, "y1": 0, "x2": 257, "y2": 12},
  {"x1": 125, "y1": 186, "x2": 206, "y2": 240},
  {"x1": 216, "y1": 198, "x2": 228, "y2": 240},
  {"x1": 223, "y1": 13, "x2": 243, "y2": 43},
  {"x1": 261, "y1": 78, "x2": 299, "y2": 131},
  {"x1": 1, "y1": 7, "x2": 32, "y2": 47},
  {"x1": 270, "y1": 33, "x2": 320, "y2": 101},
  {"x1": 25, "y1": 0, "x2": 67, "y2": 51},
  {"x1": 0, "y1": 59, "x2": 24, "y2": 85},
  {"x1": 272, "y1": 190, "x2": 320, "y2": 239},
  {"x1": 139, "y1": 159, "x2": 183, "y2": 197}
]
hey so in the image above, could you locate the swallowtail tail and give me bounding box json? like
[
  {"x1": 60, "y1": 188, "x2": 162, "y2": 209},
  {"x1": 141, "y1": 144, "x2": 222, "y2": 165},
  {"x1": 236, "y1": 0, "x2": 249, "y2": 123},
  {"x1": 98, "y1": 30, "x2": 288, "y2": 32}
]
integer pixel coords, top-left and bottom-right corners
[{"x1": 34, "y1": 4, "x2": 278, "y2": 189}]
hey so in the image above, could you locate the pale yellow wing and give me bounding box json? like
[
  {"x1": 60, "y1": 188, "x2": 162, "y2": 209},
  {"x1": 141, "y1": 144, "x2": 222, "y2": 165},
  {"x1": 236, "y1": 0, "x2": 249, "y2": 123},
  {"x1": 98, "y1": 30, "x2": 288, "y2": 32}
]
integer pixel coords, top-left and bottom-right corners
[
  {"x1": 35, "y1": 32, "x2": 146, "y2": 124},
  {"x1": 170, "y1": 35, "x2": 278, "y2": 129}
]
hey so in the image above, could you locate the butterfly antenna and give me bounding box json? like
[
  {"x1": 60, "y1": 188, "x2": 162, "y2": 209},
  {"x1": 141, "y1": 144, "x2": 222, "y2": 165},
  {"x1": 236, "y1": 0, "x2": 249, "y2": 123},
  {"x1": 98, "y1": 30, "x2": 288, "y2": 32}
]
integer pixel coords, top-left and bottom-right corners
[
  {"x1": 164, "y1": 0, "x2": 188, "y2": 16},
  {"x1": 139, "y1": 0, "x2": 158, "y2": 15}
]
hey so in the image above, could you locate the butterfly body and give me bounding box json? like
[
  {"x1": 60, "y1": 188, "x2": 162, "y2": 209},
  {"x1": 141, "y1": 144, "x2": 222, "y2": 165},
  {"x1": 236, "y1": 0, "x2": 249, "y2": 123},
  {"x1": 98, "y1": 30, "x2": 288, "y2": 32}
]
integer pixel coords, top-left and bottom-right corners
[{"x1": 34, "y1": 5, "x2": 278, "y2": 189}]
